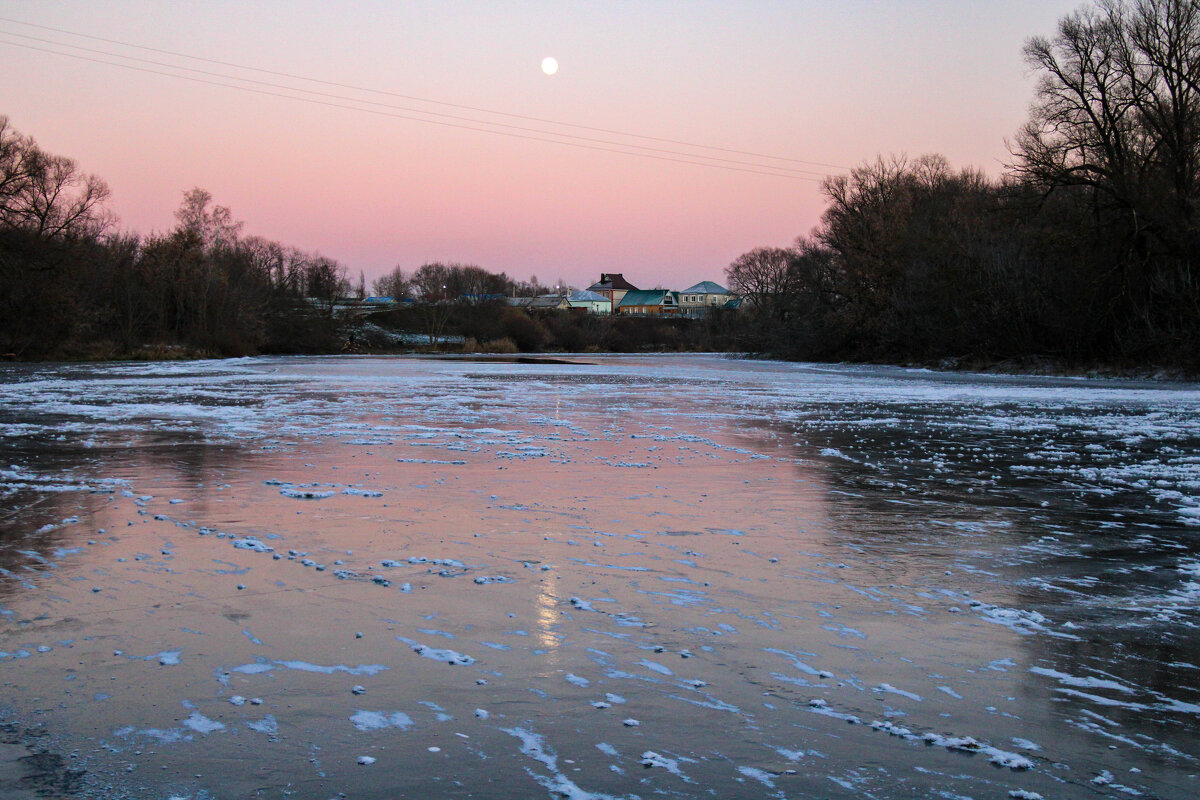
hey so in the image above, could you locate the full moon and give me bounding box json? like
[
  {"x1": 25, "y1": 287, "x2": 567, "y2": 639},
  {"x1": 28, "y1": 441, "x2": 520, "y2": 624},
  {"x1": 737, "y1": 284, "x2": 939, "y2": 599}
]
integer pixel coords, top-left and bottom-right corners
[{"x1": 541, "y1": 56, "x2": 558, "y2": 76}]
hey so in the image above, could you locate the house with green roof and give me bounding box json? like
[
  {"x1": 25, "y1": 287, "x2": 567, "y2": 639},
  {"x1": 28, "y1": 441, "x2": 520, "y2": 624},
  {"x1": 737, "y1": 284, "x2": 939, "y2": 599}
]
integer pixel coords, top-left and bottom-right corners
[{"x1": 616, "y1": 289, "x2": 682, "y2": 316}]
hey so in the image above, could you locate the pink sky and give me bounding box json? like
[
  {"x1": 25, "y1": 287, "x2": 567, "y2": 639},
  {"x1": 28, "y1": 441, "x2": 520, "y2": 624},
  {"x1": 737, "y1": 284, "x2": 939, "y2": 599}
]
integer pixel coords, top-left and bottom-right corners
[{"x1": 0, "y1": 0, "x2": 1081, "y2": 290}]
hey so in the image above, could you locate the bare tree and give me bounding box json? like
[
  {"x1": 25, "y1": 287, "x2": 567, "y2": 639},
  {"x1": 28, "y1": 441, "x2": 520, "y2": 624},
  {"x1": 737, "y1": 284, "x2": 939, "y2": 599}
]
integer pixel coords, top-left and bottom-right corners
[
  {"x1": 452, "y1": 264, "x2": 508, "y2": 303},
  {"x1": 241, "y1": 235, "x2": 287, "y2": 290},
  {"x1": 1015, "y1": 0, "x2": 1200, "y2": 252},
  {"x1": 410, "y1": 262, "x2": 455, "y2": 345},
  {"x1": 0, "y1": 116, "x2": 35, "y2": 220},
  {"x1": 372, "y1": 265, "x2": 411, "y2": 299},
  {"x1": 305, "y1": 256, "x2": 348, "y2": 315},
  {"x1": 508, "y1": 275, "x2": 550, "y2": 297},
  {"x1": 410, "y1": 262, "x2": 452, "y2": 302},
  {"x1": 22, "y1": 153, "x2": 112, "y2": 240},
  {"x1": 1014, "y1": 0, "x2": 1200, "y2": 337},
  {"x1": 0, "y1": 116, "x2": 112, "y2": 242},
  {"x1": 174, "y1": 187, "x2": 243, "y2": 251},
  {"x1": 725, "y1": 246, "x2": 797, "y2": 320}
]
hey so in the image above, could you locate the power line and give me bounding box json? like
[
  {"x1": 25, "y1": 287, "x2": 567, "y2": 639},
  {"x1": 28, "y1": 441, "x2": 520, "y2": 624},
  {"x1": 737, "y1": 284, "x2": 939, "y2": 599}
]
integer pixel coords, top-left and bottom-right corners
[
  {"x1": 0, "y1": 15, "x2": 850, "y2": 172},
  {"x1": 0, "y1": 37, "x2": 831, "y2": 181},
  {"x1": 0, "y1": 28, "x2": 834, "y2": 179},
  {"x1": 0, "y1": 37, "x2": 828, "y2": 181}
]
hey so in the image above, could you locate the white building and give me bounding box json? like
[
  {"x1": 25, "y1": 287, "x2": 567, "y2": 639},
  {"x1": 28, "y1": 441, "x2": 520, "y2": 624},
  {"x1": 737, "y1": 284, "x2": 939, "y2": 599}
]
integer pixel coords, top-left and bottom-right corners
[{"x1": 567, "y1": 290, "x2": 611, "y2": 315}]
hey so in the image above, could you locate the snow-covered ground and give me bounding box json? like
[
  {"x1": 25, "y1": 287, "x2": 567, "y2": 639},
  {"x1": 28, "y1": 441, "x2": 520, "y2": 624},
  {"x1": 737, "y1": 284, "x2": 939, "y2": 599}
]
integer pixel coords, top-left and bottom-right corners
[{"x1": 0, "y1": 354, "x2": 1197, "y2": 799}]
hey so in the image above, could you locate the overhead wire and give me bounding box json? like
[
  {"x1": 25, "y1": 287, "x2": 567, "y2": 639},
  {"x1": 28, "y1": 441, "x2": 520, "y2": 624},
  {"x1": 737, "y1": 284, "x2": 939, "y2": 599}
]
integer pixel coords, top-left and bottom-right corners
[
  {"x1": 1, "y1": 39, "x2": 828, "y2": 181},
  {"x1": 0, "y1": 29, "x2": 832, "y2": 180},
  {"x1": 0, "y1": 15, "x2": 850, "y2": 172},
  {"x1": 0, "y1": 20, "x2": 848, "y2": 181}
]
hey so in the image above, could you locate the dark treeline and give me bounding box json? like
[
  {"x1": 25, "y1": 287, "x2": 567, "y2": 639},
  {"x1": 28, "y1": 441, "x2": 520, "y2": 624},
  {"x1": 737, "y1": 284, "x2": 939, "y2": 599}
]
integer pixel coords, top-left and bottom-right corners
[
  {"x1": 727, "y1": 0, "x2": 1200, "y2": 370},
  {"x1": 372, "y1": 262, "x2": 565, "y2": 301},
  {"x1": 0, "y1": 119, "x2": 584, "y2": 360},
  {"x1": 367, "y1": 301, "x2": 740, "y2": 354},
  {"x1": 1, "y1": 115, "x2": 352, "y2": 358}
]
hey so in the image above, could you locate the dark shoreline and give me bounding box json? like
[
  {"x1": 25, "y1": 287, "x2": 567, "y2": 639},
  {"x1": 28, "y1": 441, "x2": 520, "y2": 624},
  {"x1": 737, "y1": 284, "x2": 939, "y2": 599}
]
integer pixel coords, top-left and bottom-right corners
[{"x1": 2, "y1": 348, "x2": 1196, "y2": 384}]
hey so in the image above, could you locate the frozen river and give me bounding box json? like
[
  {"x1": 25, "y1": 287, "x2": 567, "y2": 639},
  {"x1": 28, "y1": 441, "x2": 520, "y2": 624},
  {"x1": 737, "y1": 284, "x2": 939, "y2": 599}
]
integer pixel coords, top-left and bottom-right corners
[{"x1": 0, "y1": 354, "x2": 1198, "y2": 799}]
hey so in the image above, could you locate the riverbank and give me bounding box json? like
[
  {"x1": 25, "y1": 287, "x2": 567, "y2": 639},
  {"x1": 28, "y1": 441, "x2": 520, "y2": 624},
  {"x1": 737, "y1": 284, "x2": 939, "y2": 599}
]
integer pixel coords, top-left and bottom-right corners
[
  {"x1": 4, "y1": 342, "x2": 1197, "y2": 383},
  {"x1": 911, "y1": 353, "x2": 1198, "y2": 382}
]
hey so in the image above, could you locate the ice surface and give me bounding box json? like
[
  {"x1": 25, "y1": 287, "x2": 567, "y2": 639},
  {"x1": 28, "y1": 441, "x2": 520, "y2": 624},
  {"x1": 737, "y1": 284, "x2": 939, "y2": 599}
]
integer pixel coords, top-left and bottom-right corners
[{"x1": 1, "y1": 355, "x2": 1197, "y2": 799}]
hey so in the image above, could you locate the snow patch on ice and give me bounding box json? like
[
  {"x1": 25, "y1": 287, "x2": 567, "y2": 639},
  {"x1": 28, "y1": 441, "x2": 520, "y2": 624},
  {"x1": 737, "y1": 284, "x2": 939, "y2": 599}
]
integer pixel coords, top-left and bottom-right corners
[
  {"x1": 503, "y1": 727, "x2": 624, "y2": 800},
  {"x1": 737, "y1": 765, "x2": 777, "y2": 788},
  {"x1": 921, "y1": 732, "x2": 1034, "y2": 770},
  {"x1": 156, "y1": 650, "x2": 182, "y2": 666},
  {"x1": 246, "y1": 715, "x2": 277, "y2": 734},
  {"x1": 229, "y1": 659, "x2": 387, "y2": 677},
  {"x1": 640, "y1": 751, "x2": 691, "y2": 781},
  {"x1": 232, "y1": 537, "x2": 273, "y2": 553},
  {"x1": 405, "y1": 640, "x2": 475, "y2": 665},
  {"x1": 182, "y1": 711, "x2": 224, "y2": 734},
  {"x1": 1030, "y1": 666, "x2": 1136, "y2": 693},
  {"x1": 876, "y1": 683, "x2": 922, "y2": 702},
  {"x1": 351, "y1": 710, "x2": 414, "y2": 731}
]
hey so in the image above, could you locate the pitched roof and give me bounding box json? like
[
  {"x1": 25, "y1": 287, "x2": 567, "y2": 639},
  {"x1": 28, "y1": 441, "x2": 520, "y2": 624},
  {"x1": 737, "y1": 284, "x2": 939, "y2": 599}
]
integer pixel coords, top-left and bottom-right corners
[
  {"x1": 681, "y1": 281, "x2": 731, "y2": 295},
  {"x1": 568, "y1": 290, "x2": 608, "y2": 302},
  {"x1": 587, "y1": 273, "x2": 639, "y2": 292},
  {"x1": 618, "y1": 289, "x2": 677, "y2": 307}
]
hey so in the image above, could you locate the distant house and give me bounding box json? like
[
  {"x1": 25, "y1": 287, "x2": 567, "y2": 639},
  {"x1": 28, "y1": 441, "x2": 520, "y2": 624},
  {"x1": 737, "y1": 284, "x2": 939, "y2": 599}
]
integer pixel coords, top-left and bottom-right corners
[
  {"x1": 678, "y1": 281, "x2": 733, "y2": 318},
  {"x1": 531, "y1": 294, "x2": 571, "y2": 311},
  {"x1": 507, "y1": 294, "x2": 569, "y2": 311},
  {"x1": 617, "y1": 289, "x2": 682, "y2": 316},
  {"x1": 567, "y1": 290, "x2": 611, "y2": 315},
  {"x1": 586, "y1": 273, "x2": 639, "y2": 310}
]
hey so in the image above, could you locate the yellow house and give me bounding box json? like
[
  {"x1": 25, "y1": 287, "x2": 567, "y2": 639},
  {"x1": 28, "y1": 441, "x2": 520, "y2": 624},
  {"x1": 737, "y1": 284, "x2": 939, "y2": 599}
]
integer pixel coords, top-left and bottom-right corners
[{"x1": 678, "y1": 281, "x2": 733, "y2": 317}]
